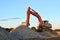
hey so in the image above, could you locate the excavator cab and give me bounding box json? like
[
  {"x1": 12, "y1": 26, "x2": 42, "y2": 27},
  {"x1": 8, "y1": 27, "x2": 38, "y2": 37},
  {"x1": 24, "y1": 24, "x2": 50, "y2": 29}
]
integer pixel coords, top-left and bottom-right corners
[
  {"x1": 43, "y1": 20, "x2": 52, "y2": 28},
  {"x1": 41, "y1": 20, "x2": 52, "y2": 31},
  {"x1": 42, "y1": 20, "x2": 49, "y2": 29}
]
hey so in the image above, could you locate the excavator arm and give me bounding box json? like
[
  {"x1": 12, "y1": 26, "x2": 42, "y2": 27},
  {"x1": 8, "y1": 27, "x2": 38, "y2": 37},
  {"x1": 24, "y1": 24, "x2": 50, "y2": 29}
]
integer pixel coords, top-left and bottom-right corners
[{"x1": 26, "y1": 7, "x2": 42, "y2": 28}]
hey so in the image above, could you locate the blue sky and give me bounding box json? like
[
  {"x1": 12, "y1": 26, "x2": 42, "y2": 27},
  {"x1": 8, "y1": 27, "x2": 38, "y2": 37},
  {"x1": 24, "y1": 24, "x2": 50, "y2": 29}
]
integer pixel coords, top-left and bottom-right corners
[{"x1": 0, "y1": 0, "x2": 60, "y2": 29}]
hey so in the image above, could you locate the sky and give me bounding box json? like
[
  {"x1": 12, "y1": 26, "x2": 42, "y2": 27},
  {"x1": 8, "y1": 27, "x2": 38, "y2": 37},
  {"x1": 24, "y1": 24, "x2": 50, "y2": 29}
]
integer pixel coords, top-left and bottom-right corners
[{"x1": 0, "y1": 0, "x2": 60, "y2": 29}]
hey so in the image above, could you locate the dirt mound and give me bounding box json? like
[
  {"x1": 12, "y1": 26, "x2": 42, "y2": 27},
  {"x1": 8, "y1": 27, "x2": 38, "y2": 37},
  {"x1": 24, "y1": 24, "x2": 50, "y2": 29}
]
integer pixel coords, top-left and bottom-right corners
[
  {"x1": 11, "y1": 25, "x2": 55, "y2": 39},
  {"x1": 11, "y1": 26, "x2": 40, "y2": 39},
  {"x1": 39, "y1": 31, "x2": 58, "y2": 37},
  {"x1": 0, "y1": 25, "x2": 60, "y2": 40},
  {"x1": 0, "y1": 27, "x2": 10, "y2": 40},
  {"x1": 11, "y1": 25, "x2": 60, "y2": 40},
  {"x1": 0, "y1": 27, "x2": 19, "y2": 40}
]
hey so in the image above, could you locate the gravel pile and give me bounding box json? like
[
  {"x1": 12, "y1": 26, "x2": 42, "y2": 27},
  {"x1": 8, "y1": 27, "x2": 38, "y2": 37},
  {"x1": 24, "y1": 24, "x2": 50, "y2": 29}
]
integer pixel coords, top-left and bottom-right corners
[
  {"x1": 11, "y1": 25, "x2": 51, "y2": 39},
  {"x1": 11, "y1": 26, "x2": 40, "y2": 39},
  {"x1": 0, "y1": 27, "x2": 20, "y2": 40},
  {"x1": 0, "y1": 27, "x2": 11, "y2": 40},
  {"x1": 0, "y1": 25, "x2": 60, "y2": 40},
  {"x1": 39, "y1": 31, "x2": 57, "y2": 37}
]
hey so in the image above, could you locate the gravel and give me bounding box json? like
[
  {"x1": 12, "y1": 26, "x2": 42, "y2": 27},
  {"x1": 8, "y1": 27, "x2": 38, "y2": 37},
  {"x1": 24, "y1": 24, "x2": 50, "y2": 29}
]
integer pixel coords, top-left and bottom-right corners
[{"x1": 0, "y1": 25, "x2": 60, "y2": 40}]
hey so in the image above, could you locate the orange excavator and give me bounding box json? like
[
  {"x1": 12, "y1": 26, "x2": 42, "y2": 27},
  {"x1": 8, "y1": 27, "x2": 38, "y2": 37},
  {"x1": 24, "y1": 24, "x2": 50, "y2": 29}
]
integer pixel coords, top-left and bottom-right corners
[
  {"x1": 26, "y1": 7, "x2": 52, "y2": 32},
  {"x1": 21, "y1": 7, "x2": 52, "y2": 32}
]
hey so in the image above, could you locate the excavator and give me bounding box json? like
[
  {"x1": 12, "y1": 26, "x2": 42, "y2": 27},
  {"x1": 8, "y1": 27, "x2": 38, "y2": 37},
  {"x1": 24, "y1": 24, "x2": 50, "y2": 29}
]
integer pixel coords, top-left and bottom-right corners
[{"x1": 21, "y1": 7, "x2": 52, "y2": 32}]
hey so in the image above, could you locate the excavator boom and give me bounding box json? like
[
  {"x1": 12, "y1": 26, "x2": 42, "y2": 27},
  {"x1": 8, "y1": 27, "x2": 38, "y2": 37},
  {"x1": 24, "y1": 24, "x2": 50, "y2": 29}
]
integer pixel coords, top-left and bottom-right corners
[{"x1": 26, "y1": 7, "x2": 42, "y2": 28}]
